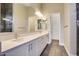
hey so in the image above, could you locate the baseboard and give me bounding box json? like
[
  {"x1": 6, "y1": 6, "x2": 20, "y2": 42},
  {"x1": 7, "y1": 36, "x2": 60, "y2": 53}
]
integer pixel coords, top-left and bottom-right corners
[
  {"x1": 48, "y1": 41, "x2": 52, "y2": 44},
  {"x1": 64, "y1": 46, "x2": 77, "y2": 56},
  {"x1": 64, "y1": 46, "x2": 70, "y2": 56},
  {"x1": 69, "y1": 53, "x2": 77, "y2": 56},
  {"x1": 47, "y1": 40, "x2": 52, "y2": 44},
  {"x1": 52, "y1": 39, "x2": 59, "y2": 40},
  {"x1": 59, "y1": 42, "x2": 64, "y2": 46}
]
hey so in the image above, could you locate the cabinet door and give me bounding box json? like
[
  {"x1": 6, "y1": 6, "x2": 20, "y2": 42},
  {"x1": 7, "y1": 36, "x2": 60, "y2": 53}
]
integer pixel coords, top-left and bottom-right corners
[
  {"x1": 36, "y1": 37, "x2": 45, "y2": 56},
  {"x1": 32, "y1": 34, "x2": 48, "y2": 56},
  {"x1": 5, "y1": 43, "x2": 29, "y2": 56},
  {"x1": 44, "y1": 34, "x2": 48, "y2": 44},
  {"x1": 41, "y1": 35, "x2": 47, "y2": 52},
  {"x1": 4, "y1": 40, "x2": 37, "y2": 56},
  {"x1": 35, "y1": 37, "x2": 42, "y2": 56},
  {"x1": 28, "y1": 40, "x2": 37, "y2": 56}
]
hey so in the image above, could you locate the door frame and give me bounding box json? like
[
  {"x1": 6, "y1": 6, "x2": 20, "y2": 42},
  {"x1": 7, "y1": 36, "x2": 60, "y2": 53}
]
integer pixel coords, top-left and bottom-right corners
[{"x1": 49, "y1": 12, "x2": 64, "y2": 46}]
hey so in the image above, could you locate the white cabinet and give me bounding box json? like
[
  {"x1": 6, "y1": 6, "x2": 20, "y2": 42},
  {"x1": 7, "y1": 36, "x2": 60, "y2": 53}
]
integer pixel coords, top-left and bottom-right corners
[
  {"x1": 28, "y1": 40, "x2": 37, "y2": 56},
  {"x1": 35, "y1": 34, "x2": 49, "y2": 56},
  {"x1": 4, "y1": 41, "x2": 36, "y2": 56},
  {"x1": 35, "y1": 37, "x2": 42, "y2": 55},
  {"x1": 5, "y1": 43, "x2": 29, "y2": 56},
  {"x1": 3, "y1": 34, "x2": 49, "y2": 56}
]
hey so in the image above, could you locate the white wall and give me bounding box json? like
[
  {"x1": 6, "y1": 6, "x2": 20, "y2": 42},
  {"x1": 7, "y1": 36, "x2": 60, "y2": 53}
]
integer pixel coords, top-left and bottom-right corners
[
  {"x1": 64, "y1": 3, "x2": 76, "y2": 56},
  {"x1": 13, "y1": 4, "x2": 28, "y2": 33}
]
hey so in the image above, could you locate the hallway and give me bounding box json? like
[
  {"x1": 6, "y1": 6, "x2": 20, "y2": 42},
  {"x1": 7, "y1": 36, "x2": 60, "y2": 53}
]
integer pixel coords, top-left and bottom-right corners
[{"x1": 41, "y1": 40, "x2": 68, "y2": 56}]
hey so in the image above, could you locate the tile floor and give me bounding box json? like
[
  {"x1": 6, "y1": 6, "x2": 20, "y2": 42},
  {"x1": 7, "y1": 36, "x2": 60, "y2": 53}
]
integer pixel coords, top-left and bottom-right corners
[{"x1": 41, "y1": 40, "x2": 68, "y2": 56}]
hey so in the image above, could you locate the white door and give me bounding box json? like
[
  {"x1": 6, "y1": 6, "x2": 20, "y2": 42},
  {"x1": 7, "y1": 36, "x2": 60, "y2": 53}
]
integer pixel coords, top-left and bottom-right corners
[{"x1": 50, "y1": 13, "x2": 61, "y2": 40}]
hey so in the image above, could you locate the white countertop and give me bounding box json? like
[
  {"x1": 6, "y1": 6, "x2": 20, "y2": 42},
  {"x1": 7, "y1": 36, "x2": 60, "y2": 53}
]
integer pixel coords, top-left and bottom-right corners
[{"x1": 0, "y1": 31, "x2": 49, "y2": 52}]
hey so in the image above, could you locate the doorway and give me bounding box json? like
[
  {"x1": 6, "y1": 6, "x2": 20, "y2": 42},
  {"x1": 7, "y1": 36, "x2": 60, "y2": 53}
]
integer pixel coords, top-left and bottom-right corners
[{"x1": 50, "y1": 13, "x2": 61, "y2": 42}]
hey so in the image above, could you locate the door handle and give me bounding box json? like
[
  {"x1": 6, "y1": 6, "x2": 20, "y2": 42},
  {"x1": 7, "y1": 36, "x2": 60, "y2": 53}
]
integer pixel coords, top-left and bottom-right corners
[
  {"x1": 28, "y1": 44, "x2": 30, "y2": 52},
  {"x1": 28, "y1": 44, "x2": 32, "y2": 52},
  {"x1": 30, "y1": 44, "x2": 32, "y2": 50}
]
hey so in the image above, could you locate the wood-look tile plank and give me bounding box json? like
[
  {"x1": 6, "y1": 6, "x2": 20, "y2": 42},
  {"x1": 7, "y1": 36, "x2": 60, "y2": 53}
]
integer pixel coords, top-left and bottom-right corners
[{"x1": 41, "y1": 40, "x2": 68, "y2": 56}]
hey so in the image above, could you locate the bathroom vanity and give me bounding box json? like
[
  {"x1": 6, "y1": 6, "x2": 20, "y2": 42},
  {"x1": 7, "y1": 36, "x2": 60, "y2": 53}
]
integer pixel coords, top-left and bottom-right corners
[
  {"x1": 0, "y1": 31, "x2": 49, "y2": 56},
  {"x1": 0, "y1": 3, "x2": 49, "y2": 56}
]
